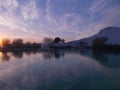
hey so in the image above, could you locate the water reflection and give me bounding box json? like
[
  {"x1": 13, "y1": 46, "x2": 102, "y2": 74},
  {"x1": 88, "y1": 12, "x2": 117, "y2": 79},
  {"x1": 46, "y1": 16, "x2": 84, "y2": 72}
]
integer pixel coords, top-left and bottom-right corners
[
  {"x1": 0, "y1": 49, "x2": 120, "y2": 68},
  {"x1": 41, "y1": 49, "x2": 64, "y2": 59},
  {"x1": 0, "y1": 49, "x2": 65, "y2": 61},
  {"x1": 92, "y1": 51, "x2": 108, "y2": 64},
  {"x1": 1, "y1": 52, "x2": 10, "y2": 61},
  {"x1": 0, "y1": 49, "x2": 120, "y2": 90},
  {"x1": 91, "y1": 50, "x2": 120, "y2": 68},
  {"x1": 12, "y1": 51, "x2": 23, "y2": 59}
]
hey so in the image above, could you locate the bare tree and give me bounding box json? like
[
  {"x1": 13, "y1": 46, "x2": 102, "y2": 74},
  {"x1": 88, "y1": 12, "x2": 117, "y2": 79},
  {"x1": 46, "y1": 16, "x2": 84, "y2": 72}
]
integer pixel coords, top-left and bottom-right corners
[
  {"x1": 12, "y1": 38, "x2": 23, "y2": 45},
  {"x1": 1, "y1": 39, "x2": 10, "y2": 47},
  {"x1": 42, "y1": 37, "x2": 54, "y2": 44}
]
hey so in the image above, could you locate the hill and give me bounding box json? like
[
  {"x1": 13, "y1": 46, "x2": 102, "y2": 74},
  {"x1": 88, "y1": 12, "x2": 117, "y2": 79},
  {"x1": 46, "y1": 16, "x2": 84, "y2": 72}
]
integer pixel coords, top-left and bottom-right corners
[
  {"x1": 51, "y1": 26, "x2": 120, "y2": 48},
  {"x1": 80, "y1": 27, "x2": 120, "y2": 47}
]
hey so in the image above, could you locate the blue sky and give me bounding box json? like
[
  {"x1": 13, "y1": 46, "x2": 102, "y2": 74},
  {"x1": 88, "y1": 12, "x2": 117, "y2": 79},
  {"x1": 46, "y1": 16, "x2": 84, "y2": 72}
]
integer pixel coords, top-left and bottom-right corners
[{"x1": 0, "y1": 0, "x2": 120, "y2": 42}]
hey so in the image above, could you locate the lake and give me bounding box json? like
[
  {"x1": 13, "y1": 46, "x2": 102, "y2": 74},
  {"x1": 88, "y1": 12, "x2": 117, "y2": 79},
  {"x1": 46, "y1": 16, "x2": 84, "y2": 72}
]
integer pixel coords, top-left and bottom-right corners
[{"x1": 0, "y1": 49, "x2": 120, "y2": 90}]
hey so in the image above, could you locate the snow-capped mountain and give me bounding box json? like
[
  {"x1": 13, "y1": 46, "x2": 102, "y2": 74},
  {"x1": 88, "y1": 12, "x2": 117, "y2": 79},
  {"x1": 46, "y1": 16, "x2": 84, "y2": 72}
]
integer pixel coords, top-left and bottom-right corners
[
  {"x1": 51, "y1": 27, "x2": 120, "y2": 48},
  {"x1": 80, "y1": 27, "x2": 120, "y2": 46}
]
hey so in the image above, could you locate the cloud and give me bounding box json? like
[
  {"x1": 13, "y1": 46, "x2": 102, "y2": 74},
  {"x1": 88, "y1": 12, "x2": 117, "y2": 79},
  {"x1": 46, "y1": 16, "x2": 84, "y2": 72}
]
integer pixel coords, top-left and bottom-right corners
[
  {"x1": 46, "y1": 0, "x2": 51, "y2": 22},
  {"x1": 0, "y1": 0, "x2": 18, "y2": 13},
  {"x1": 0, "y1": 13, "x2": 27, "y2": 31},
  {"x1": 84, "y1": 0, "x2": 120, "y2": 39},
  {"x1": 21, "y1": 0, "x2": 39, "y2": 20},
  {"x1": 55, "y1": 13, "x2": 83, "y2": 32},
  {"x1": 0, "y1": 0, "x2": 119, "y2": 41},
  {"x1": 90, "y1": 0, "x2": 106, "y2": 14},
  {"x1": 0, "y1": 0, "x2": 38, "y2": 35},
  {"x1": 89, "y1": 0, "x2": 107, "y2": 22},
  {"x1": 101, "y1": 5, "x2": 120, "y2": 26},
  {"x1": 89, "y1": 0, "x2": 120, "y2": 24},
  {"x1": 0, "y1": 0, "x2": 23, "y2": 31}
]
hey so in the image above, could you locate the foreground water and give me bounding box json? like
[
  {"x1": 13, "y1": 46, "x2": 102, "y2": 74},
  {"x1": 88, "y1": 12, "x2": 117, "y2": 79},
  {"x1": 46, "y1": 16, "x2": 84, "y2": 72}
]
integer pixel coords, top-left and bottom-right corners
[{"x1": 0, "y1": 49, "x2": 120, "y2": 90}]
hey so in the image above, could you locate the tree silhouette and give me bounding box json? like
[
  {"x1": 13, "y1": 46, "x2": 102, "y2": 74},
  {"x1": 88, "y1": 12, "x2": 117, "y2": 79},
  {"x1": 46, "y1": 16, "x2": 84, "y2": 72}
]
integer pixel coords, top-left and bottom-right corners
[
  {"x1": 61, "y1": 39, "x2": 65, "y2": 43},
  {"x1": 92, "y1": 37, "x2": 108, "y2": 48},
  {"x1": 54, "y1": 37, "x2": 62, "y2": 43},
  {"x1": 42, "y1": 37, "x2": 54, "y2": 44},
  {"x1": 1, "y1": 39, "x2": 10, "y2": 48},
  {"x1": 12, "y1": 38, "x2": 23, "y2": 46}
]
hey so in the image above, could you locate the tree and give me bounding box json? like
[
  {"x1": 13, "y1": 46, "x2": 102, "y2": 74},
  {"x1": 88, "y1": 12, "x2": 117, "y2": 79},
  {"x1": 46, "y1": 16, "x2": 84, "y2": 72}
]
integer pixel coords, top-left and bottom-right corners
[
  {"x1": 42, "y1": 37, "x2": 54, "y2": 44},
  {"x1": 12, "y1": 38, "x2": 23, "y2": 45},
  {"x1": 1, "y1": 39, "x2": 10, "y2": 48},
  {"x1": 54, "y1": 37, "x2": 62, "y2": 43},
  {"x1": 92, "y1": 37, "x2": 108, "y2": 47},
  {"x1": 79, "y1": 41, "x2": 87, "y2": 47},
  {"x1": 61, "y1": 39, "x2": 65, "y2": 43},
  {"x1": 25, "y1": 42, "x2": 31, "y2": 45}
]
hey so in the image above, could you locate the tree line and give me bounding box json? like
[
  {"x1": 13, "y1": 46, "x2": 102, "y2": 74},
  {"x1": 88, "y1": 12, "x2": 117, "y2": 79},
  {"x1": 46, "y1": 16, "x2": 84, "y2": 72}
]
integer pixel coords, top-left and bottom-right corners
[
  {"x1": 91, "y1": 37, "x2": 120, "y2": 52},
  {"x1": 0, "y1": 37, "x2": 65, "y2": 50},
  {"x1": 42, "y1": 37, "x2": 65, "y2": 44}
]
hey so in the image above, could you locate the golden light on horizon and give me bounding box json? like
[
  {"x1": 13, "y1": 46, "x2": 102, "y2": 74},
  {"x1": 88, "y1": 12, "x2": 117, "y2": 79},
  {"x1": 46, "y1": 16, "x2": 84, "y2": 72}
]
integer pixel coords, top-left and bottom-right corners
[
  {"x1": 0, "y1": 39, "x2": 2, "y2": 46},
  {"x1": 0, "y1": 52, "x2": 2, "y2": 57},
  {"x1": 0, "y1": 52, "x2": 3, "y2": 62}
]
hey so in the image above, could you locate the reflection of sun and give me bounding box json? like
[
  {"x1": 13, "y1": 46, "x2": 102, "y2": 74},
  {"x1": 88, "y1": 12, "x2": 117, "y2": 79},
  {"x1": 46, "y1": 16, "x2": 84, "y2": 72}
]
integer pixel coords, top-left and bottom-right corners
[{"x1": 0, "y1": 52, "x2": 3, "y2": 62}]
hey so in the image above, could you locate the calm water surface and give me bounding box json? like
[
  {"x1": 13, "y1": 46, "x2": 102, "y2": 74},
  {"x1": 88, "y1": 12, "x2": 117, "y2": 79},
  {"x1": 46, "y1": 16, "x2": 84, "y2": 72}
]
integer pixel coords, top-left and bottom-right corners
[{"x1": 0, "y1": 49, "x2": 120, "y2": 90}]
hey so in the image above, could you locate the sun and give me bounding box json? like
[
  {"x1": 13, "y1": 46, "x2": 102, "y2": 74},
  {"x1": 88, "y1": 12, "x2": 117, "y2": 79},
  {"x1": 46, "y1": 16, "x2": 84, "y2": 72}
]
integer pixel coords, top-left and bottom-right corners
[{"x1": 0, "y1": 39, "x2": 2, "y2": 47}]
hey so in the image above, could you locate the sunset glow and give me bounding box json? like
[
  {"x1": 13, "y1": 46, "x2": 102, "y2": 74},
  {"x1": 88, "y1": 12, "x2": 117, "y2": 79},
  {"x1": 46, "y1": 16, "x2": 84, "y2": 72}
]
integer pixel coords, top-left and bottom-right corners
[
  {"x1": 0, "y1": 39, "x2": 2, "y2": 46},
  {"x1": 0, "y1": 0, "x2": 119, "y2": 42},
  {"x1": 0, "y1": 1, "x2": 120, "y2": 90}
]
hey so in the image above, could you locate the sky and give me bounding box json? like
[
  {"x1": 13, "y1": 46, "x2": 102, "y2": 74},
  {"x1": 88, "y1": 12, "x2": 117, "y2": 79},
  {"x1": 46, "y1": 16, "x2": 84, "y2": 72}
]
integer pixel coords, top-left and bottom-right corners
[{"x1": 0, "y1": 0, "x2": 120, "y2": 42}]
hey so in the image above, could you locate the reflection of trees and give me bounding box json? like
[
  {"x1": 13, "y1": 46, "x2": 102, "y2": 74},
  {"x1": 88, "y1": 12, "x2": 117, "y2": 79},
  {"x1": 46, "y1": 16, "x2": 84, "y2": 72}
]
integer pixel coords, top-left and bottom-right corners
[
  {"x1": 54, "y1": 50, "x2": 61, "y2": 59},
  {"x1": 0, "y1": 50, "x2": 41, "y2": 62},
  {"x1": 1, "y1": 52, "x2": 10, "y2": 61},
  {"x1": 92, "y1": 50, "x2": 108, "y2": 64},
  {"x1": 42, "y1": 52, "x2": 54, "y2": 60},
  {"x1": 54, "y1": 49, "x2": 64, "y2": 59},
  {"x1": 79, "y1": 48, "x2": 88, "y2": 55},
  {"x1": 25, "y1": 50, "x2": 31, "y2": 55},
  {"x1": 0, "y1": 49, "x2": 65, "y2": 62},
  {"x1": 12, "y1": 51, "x2": 23, "y2": 59},
  {"x1": 31, "y1": 50, "x2": 39, "y2": 55},
  {"x1": 42, "y1": 49, "x2": 65, "y2": 60}
]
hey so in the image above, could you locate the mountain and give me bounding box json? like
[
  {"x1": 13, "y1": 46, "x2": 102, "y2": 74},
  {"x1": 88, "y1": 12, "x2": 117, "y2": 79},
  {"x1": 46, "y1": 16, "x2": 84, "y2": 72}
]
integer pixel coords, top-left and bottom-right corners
[
  {"x1": 51, "y1": 26, "x2": 120, "y2": 48},
  {"x1": 80, "y1": 27, "x2": 120, "y2": 46}
]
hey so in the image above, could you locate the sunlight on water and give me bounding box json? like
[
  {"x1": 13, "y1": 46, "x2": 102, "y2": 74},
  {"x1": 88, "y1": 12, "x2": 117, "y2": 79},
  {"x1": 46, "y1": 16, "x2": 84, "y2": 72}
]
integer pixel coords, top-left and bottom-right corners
[{"x1": 0, "y1": 50, "x2": 120, "y2": 90}]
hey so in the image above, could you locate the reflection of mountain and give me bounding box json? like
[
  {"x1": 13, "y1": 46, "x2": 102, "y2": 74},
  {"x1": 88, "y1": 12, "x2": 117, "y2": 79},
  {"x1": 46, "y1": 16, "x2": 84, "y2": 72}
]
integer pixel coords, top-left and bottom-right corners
[
  {"x1": 92, "y1": 51, "x2": 108, "y2": 64},
  {"x1": 90, "y1": 50, "x2": 120, "y2": 68}
]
